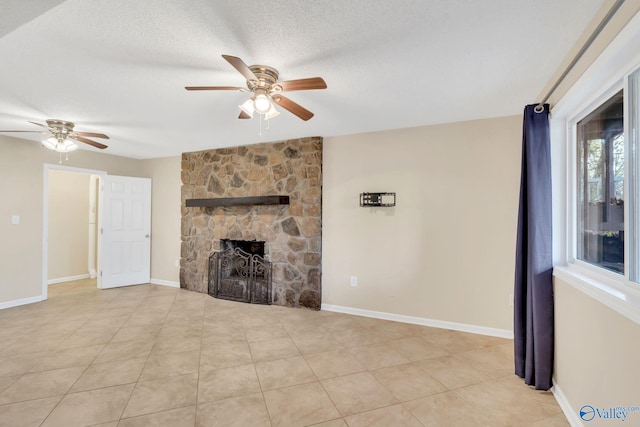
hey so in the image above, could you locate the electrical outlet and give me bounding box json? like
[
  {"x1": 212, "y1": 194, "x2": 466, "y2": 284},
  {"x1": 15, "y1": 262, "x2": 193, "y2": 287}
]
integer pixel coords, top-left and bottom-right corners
[
  {"x1": 509, "y1": 294, "x2": 514, "y2": 307},
  {"x1": 175, "y1": 259, "x2": 180, "y2": 268},
  {"x1": 11, "y1": 215, "x2": 19, "y2": 225},
  {"x1": 350, "y1": 276, "x2": 358, "y2": 287}
]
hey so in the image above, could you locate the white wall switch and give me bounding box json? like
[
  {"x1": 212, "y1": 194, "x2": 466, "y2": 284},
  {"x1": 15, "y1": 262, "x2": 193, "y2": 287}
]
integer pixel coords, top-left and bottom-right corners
[
  {"x1": 350, "y1": 276, "x2": 358, "y2": 287},
  {"x1": 11, "y1": 215, "x2": 19, "y2": 225}
]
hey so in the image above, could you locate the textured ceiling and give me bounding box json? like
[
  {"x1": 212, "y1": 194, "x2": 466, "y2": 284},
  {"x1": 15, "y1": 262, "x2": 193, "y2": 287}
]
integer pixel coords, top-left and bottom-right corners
[{"x1": 0, "y1": 0, "x2": 605, "y2": 159}]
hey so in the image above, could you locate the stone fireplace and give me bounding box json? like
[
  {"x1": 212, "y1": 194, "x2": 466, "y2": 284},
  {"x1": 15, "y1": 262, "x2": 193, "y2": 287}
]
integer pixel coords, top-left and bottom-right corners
[{"x1": 180, "y1": 137, "x2": 322, "y2": 309}]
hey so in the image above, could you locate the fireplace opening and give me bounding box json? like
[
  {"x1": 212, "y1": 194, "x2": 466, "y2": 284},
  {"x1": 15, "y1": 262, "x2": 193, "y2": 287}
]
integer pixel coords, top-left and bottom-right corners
[
  {"x1": 221, "y1": 239, "x2": 264, "y2": 257},
  {"x1": 208, "y1": 239, "x2": 272, "y2": 304}
]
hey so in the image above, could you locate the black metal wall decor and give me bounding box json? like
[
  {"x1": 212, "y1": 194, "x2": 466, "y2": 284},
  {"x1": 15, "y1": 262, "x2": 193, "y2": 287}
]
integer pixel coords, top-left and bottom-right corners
[{"x1": 360, "y1": 192, "x2": 396, "y2": 207}]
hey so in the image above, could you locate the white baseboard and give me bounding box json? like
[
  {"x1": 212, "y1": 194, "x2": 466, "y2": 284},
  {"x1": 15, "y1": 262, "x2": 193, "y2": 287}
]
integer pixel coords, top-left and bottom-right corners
[
  {"x1": 150, "y1": 278, "x2": 180, "y2": 288},
  {"x1": 320, "y1": 304, "x2": 513, "y2": 339},
  {"x1": 47, "y1": 274, "x2": 90, "y2": 285},
  {"x1": 0, "y1": 295, "x2": 46, "y2": 310},
  {"x1": 552, "y1": 380, "x2": 582, "y2": 426}
]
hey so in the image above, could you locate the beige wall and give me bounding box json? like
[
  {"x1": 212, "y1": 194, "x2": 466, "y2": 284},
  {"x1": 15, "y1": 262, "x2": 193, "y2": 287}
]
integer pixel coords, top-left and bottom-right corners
[
  {"x1": 47, "y1": 170, "x2": 90, "y2": 280},
  {"x1": 0, "y1": 135, "x2": 147, "y2": 305},
  {"x1": 139, "y1": 156, "x2": 181, "y2": 284},
  {"x1": 322, "y1": 116, "x2": 522, "y2": 331},
  {"x1": 554, "y1": 277, "x2": 640, "y2": 424}
]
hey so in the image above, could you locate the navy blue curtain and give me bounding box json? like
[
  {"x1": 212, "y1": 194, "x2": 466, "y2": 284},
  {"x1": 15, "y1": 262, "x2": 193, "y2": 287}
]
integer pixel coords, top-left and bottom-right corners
[{"x1": 514, "y1": 104, "x2": 554, "y2": 391}]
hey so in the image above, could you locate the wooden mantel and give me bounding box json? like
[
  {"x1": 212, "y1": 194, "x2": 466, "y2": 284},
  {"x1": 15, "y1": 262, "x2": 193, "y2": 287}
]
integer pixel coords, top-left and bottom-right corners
[{"x1": 185, "y1": 195, "x2": 290, "y2": 208}]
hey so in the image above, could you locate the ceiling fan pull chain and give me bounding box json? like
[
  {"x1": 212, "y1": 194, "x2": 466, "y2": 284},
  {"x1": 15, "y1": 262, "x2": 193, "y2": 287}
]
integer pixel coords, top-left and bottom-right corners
[{"x1": 259, "y1": 114, "x2": 263, "y2": 137}]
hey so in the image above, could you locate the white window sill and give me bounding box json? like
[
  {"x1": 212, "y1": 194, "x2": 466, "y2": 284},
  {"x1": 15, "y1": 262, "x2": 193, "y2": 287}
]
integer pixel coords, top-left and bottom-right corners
[{"x1": 553, "y1": 265, "x2": 640, "y2": 326}]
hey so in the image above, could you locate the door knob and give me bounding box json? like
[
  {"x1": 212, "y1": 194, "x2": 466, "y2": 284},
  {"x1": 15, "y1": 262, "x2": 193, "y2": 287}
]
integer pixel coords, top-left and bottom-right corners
[{"x1": 145, "y1": 234, "x2": 150, "y2": 238}]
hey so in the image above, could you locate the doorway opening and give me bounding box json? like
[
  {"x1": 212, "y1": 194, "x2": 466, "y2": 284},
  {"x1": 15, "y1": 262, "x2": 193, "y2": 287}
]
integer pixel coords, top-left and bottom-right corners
[{"x1": 42, "y1": 164, "x2": 106, "y2": 300}]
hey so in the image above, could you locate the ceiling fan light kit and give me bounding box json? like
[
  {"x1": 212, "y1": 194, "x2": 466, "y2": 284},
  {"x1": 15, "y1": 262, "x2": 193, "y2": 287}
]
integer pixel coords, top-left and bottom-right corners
[
  {"x1": 240, "y1": 97, "x2": 281, "y2": 120},
  {"x1": 42, "y1": 135, "x2": 78, "y2": 152},
  {"x1": 186, "y1": 54, "x2": 327, "y2": 128},
  {"x1": 42, "y1": 135, "x2": 79, "y2": 163}
]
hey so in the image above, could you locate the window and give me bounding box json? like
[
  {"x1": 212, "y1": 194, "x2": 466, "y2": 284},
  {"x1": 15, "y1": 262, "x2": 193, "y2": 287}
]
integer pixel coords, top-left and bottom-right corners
[
  {"x1": 576, "y1": 91, "x2": 624, "y2": 274},
  {"x1": 573, "y1": 68, "x2": 640, "y2": 282}
]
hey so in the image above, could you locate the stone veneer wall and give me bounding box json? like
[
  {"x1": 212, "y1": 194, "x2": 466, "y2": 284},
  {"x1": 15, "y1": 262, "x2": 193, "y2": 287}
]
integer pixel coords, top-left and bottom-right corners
[{"x1": 180, "y1": 137, "x2": 322, "y2": 309}]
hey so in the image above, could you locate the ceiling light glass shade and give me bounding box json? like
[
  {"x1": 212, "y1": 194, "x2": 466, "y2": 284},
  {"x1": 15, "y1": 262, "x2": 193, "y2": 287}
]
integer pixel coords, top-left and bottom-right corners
[
  {"x1": 61, "y1": 139, "x2": 79, "y2": 152},
  {"x1": 239, "y1": 98, "x2": 255, "y2": 117},
  {"x1": 42, "y1": 136, "x2": 58, "y2": 150},
  {"x1": 42, "y1": 136, "x2": 78, "y2": 152},
  {"x1": 264, "y1": 103, "x2": 280, "y2": 120},
  {"x1": 254, "y1": 93, "x2": 271, "y2": 114}
]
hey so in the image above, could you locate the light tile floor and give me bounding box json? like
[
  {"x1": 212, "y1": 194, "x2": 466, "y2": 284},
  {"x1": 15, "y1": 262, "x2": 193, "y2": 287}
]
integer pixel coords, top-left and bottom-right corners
[{"x1": 0, "y1": 279, "x2": 568, "y2": 426}]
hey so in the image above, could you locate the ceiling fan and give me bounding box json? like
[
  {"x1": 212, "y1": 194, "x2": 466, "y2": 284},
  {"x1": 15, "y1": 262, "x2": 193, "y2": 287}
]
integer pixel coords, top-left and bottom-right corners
[
  {"x1": 0, "y1": 119, "x2": 109, "y2": 152},
  {"x1": 186, "y1": 54, "x2": 327, "y2": 121}
]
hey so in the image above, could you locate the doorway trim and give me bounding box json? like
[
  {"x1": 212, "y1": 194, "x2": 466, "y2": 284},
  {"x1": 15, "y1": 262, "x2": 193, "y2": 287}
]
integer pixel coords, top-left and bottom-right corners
[{"x1": 42, "y1": 163, "x2": 107, "y2": 300}]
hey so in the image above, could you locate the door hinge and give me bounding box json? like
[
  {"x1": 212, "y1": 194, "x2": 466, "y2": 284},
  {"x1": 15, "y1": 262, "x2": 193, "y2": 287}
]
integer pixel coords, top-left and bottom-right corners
[
  {"x1": 100, "y1": 228, "x2": 103, "y2": 234},
  {"x1": 100, "y1": 271, "x2": 103, "y2": 277}
]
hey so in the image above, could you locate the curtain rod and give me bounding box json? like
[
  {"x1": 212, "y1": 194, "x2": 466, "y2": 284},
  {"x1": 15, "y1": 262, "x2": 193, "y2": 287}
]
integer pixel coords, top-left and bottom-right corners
[{"x1": 534, "y1": 0, "x2": 625, "y2": 113}]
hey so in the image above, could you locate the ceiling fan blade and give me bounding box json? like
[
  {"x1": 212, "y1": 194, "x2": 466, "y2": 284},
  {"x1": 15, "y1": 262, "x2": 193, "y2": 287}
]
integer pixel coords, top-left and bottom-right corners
[
  {"x1": 0, "y1": 130, "x2": 48, "y2": 133},
  {"x1": 71, "y1": 135, "x2": 108, "y2": 149},
  {"x1": 272, "y1": 95, "x2": 314, "y2": 121},
  {"x1": 238, "y1": 111, "x2": 252, "y2": 119},
  {"x1": 277, "y1": 77, "x2": 327, "y2": 92},
  {"x1": 185, "y1": 86, "x2": 245, "y2": 91},
  {"x1": 27, "y1": 121, "x2": 49, "y2": 129},
  {"x1": 222, "y1": 55, "x2": 258, "y2": 81},
  {"x1": 75, "y1": 131, "x2": 110, "y2": 139}
]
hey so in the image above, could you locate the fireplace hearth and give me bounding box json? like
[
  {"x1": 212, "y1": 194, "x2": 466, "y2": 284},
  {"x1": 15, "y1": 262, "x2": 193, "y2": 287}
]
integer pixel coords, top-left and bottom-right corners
[{"x1": 208, "y1": 239, "x2": 272, "y2": 304}]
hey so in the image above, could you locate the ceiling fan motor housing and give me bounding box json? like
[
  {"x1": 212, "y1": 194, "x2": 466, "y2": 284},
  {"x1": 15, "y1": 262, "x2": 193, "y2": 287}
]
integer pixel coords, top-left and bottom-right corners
[
  {"x1": 46, "y1": 119, "x2": 75, "y2": 136},
  {"x1": 247, "y1": 65, "x2": 280, "y2": 92}
]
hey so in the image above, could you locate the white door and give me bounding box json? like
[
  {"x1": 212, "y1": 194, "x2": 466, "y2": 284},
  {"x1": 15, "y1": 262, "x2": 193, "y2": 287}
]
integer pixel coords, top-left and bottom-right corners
[{"x1": 98, "y1": 175, "x2": 151, "y2": 289}]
